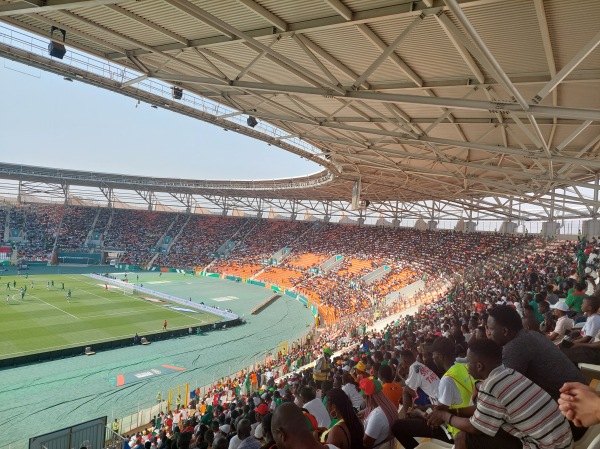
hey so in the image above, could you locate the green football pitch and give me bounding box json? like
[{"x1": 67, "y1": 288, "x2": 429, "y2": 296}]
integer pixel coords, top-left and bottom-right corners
[{"x1": 0, "y1": 273, "x2": 222, "y2": 359}]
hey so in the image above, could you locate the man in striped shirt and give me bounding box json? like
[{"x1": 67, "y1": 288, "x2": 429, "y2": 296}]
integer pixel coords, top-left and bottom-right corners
[{"x1": 428, "y1": 339, "x2": 573, "y2": 449}]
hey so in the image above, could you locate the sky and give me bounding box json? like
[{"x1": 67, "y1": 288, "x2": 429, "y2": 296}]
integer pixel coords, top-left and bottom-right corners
[{"x1": 0, "y1": 41, "x2": 320, "y2": 181}]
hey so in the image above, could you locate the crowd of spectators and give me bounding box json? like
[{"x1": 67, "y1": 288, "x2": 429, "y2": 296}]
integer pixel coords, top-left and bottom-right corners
[
  {"x1": 5, "y1": 204, "x2": 64, "y2": 261},
  {"x1": 93, "y1": 207, "x2": 112, "y2": 242},
  {"x1": 56, "y1": 206, "x2": 97, "y2": 251},
  {"x1": 156, "y1": 216, "x2": 250, "y2": 270},
  {"x1": 121, "y1": 234, "x2": 600, "y2": 449},
  {"x1": 103, "y1": 209, "x2": 175, "y2": 251}
]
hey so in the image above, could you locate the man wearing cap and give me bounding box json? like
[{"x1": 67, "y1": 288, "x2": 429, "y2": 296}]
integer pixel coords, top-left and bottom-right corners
[
  {"x1": 392, "y1": 337, "x2": 474, "y2": 449},
  {"x1": 547, "y1": 302, "x2": 574, "y2": 342},
  {"x1": 253, "y1": 403, "x2": 269, "y2": 440},
  {"x1": 352, "y1": 360, "x2": 368, "y2": 381},
  {"x1": 313, "y1": 347, "x2": 332, "y2": 386}
]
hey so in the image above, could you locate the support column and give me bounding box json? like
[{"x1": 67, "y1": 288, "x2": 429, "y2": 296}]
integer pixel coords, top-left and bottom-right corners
[
  {"x1": 256, "y1": 198, "x2": 263, "y2": 219},
  {"x1": 427, "y1": 201, "x2": 437, "y2": 230},
  {"x1": 221, "y1": 197, "x2": 229, "y2": 216},
  {"x1": 542, "y1": 188, "x2": 559, "y2": 237},
  {"x1": 392, "y1": 202, "x2": 401, "y2": 227},
  {"x1": 499, "y1": 221, "x2": 518, "y2": 234},
  {"x1": 323, "y1": 201, "x2": 331, "y2": 223},
  {"x1": 358, "y1": 208, "x2": 366, "y2": 226},
  {"x1": 290, "y1": 201, "x2": 297, "y2": 221},
  {"x1": 465, "y1": 205, "x2": 477, "y2": 232}
]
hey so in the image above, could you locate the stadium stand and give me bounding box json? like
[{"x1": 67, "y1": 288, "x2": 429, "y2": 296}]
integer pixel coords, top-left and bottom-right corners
[
  {"x1": 3, "y1": 203, "x2": 600, "y2": 449},
  {"x1": 109, "y1": 232, "x2": 600, "y2": 449},
  {"x1": 56, "y1": 205, "x2": 97, "y2": 251},
  {"x1": 154, "y1": 215, "x2": 249, "y2": 270}
]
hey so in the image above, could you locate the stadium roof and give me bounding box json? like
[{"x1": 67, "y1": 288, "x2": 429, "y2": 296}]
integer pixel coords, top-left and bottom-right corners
[{"x1": 0, "y1": 0, "x2": 599, "y2": 219}]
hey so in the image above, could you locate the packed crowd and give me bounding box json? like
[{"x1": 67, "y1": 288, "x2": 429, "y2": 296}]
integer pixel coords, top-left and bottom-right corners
[
  {"x1": 92, "y1": 207, "x2": 112, "y2": 243},
  {"x1": 155, "y1": 216, "x2": 250, "y2": 270},
  {"x1": 223, "y1": 221, "x2": 312, "y2": 264},
  {"x1": 4, "y1": 204, "x2": 64, "y2": 261},
  {"x1": 120, "y1": 235, "x2": 600, "y2": 449},
  {"x1": 56, "y1": 205, "x2": 97, "y2": 250},
  {"x1": 103, "y1": 209, "x2": 175, "y2": 251}
]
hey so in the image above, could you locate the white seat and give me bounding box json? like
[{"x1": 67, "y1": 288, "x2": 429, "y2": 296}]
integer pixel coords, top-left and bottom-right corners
[
  {"x1": 574, "y1": 424, "x2": 600, "y2": 449},
  {"x1": 416, "y1": 442, "x2": 454, "y2": 449},
  {"x1": 427, "y1": 440, "x2": 454, "y2": 448},
  {"x1": 588, "y1": 431, "x2": 600, "y2": 449},
  {"x1": 578, "y1": 363, "x2": 600, "y2": 372}
]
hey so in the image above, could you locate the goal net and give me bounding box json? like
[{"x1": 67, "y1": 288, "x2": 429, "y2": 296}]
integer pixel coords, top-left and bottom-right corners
[
  {"x1": 57, "y1": 256, "x2": 93, "y2": 266},
  {"x1": 122, "y1": 283, "x2": 136, "y2": 296}
]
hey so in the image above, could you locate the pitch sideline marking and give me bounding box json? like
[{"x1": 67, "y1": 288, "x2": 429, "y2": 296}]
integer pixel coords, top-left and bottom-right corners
[
  {"x1": 25, "y1": 292, "x2": 79, "y2": 320},
  {"x1": 74, "y1": 274, "x2": 211, "y2": 322}
]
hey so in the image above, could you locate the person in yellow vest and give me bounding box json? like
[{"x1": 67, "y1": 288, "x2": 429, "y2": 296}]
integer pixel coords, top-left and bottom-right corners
[
  {"x1": 112, "y1": 419, "x2": 119, "y2": 435},
  {"x1": 391, "y1": 337, "x2": 474, "y2": 449},
  {"x1": 313, "y1": 347, "x2": 333, "y2": 387}
]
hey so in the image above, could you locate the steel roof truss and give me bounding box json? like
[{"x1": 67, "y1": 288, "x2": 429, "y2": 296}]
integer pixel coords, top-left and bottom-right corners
[
  {"x1": 442, "y1": 1, "x2": 529, "y2": 110},
  {"x1": 533, "y1": 30, "x2": 600, "y2": 104},
  {"x1": 356, "y1": 23, "x2": 422, "y2": 87},
  {"x1": 236, "y1": 0, "x2": 287, "y2": 32},
  {"x1": 353, "y1": 14, "x2": 423, "y2": 90},
  {"x1": 291, "y1": 34, "x2": 341, "y2": 87}
]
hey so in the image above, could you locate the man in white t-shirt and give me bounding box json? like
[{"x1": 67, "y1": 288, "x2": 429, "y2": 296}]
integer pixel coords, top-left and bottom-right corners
[
  {"x1": 572, "y1": 297, "x2": 600, "y2": 345},
  {"x1": 398, "y1": 350, "x2": 440, "y2": 419},
  {"x1": 548, "y1": 302, "x2": 574, "y2": 342},
  {"x1": 172, "y1": 408, "x2": 181, "y2": 431},
  {"x1": 298, "y1": 386, "x2": 331, "y2": 429},
  {"x1": 228, "y1": 432, "x2": 242, "y2": 449},
  {"x1": 364, "y1": 404, "x2": 389, "y2": 448},
  {"x1": 393, "y1": 338, "x2": 474, "y2": 449}
]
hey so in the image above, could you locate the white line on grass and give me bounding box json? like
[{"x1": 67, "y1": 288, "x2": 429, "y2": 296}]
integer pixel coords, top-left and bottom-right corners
[
  {"x1": 76, "y1": 309, "x2": 145, "y2": 319},
  {"x1": 74, "y1": 275, "x2": 210, "y2": 322},
  {"x1": 25, "y1": 292, "x2": 79, "y2": 320},
  {"x1": 63, "y1": 275, "x2": 114, "y2": 302}
]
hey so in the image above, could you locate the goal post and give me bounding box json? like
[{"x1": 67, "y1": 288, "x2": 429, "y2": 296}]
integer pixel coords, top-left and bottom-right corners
[
  {"x1": 57, "y1": 256, "x2": 93, "y2": 266},
  {"x1": 122, "y1": 283, "x2": 136, "y2": 296}
]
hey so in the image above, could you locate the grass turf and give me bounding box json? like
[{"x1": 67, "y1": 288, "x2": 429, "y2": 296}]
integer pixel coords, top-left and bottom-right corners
[{"x1": 0, "y1": 273, "x2": 221, "y2": 359}]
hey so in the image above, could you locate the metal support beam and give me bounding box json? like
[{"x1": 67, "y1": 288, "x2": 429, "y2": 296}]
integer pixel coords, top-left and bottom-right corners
[
  {"x1": 129, "y1": 74, "x2": 600, "y2": 121},
  {"x1": 323, "y1": 0, "x2": 353, "y2": 21},
  {"x1": 434, "y1": 11, "x2": 484, "y2": 83},
  {"x1": 555, "y1": 120, "x2": 593, "y2": 153},
  {"x1": 0, "y1": 0, "x2": 130, "y2": 17},
  {"x1": 533, "y1": 30, "x2": 600, "y2": 104},
  {"x1": 437, "y1": 7, "x2": 529, "y2": 109},
  {"x1": 356, "y1": 23, "x2": 423, "y2": 87},
  {"x1": 105, "y1": 4, "x2": 189, "y2": 45},
  {"x1": 353, "y1": 15, "x2": 423, "y2": 89},
  {"x1": 236, "y1": 0, "x2": 287, "y2": 31},
  {"x1": 165, "y1": 0, "x2": 346, "y2": 94}
]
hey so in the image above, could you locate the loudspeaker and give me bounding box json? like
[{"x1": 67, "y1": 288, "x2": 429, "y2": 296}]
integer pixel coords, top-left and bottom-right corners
[
  {"x1": 48, "y1": 41, "x2": 66, "y2": 59},
  {"x1": 247, "y1": 116, "x2": 258, "y2": 128},
  {"x1": 172, "y1": 87, "x2": 183, "y2": 100}
]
